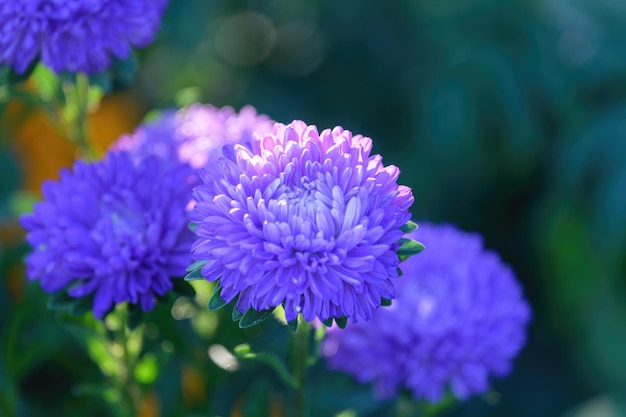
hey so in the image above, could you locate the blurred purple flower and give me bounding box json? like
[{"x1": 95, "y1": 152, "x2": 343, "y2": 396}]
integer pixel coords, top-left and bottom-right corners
[
  {"x1": 0, "y1": 0, "x2": 168, "y2": 74},
  {"x1": 322, "y1": 223, "x2": 531, "y2": 402},
  {"x1": 20, "y1": 152, "x2": 194, "y2": 318},
  {"x1": 113, "y1": 104, "x2": 275, "y2": 169},
  {"x1": 190, "y1": 120, "x2": 414, "y2": 323}
]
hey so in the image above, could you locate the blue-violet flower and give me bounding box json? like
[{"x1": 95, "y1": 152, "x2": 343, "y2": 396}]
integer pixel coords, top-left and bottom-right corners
[
  {"x1": 0, "y1": 0, "x2": 168, "y2": 74},
  {"x1": 190, "y1": 120, "x2": 414, "y2": 323},
  {"x1": 21, "y1": 151, "x2": 194, "y2": 318},
  {"x1": 322, "y1": 223, "x2": 531, "y2": 401}
]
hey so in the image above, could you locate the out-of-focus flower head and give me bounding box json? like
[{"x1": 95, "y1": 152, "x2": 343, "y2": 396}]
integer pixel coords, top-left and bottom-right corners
[
  {"x1": 0, "y1": 0, "x2": 168, "y2": 74},
  {"x1": 322, "y1": 223, "x2": 531, "y2": 402},
  {"x1": 113, "y1": 104, "x2": 275, "y2": 169},
  {"x1": 20, "y1": 151, "x2": 194, "y2": 318},
  {"x1": 190, "y1": 120, "x2": 414, "y2": 324}
]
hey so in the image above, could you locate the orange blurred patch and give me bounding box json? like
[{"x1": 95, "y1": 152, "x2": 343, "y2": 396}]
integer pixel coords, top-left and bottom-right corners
[
  {"x1": 4, "y1": 91, "x2": 143, "y2": 192},
  {"x1": 138, "y1": 390, "x2": 161, "y2": 417},
  {"x1": 181, "y1": 363, "x2": 207, "y2": 407}
]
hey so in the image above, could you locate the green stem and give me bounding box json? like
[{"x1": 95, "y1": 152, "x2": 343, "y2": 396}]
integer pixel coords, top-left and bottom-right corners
[
  {"x1": 0, "y1": 391, "x2": 15, "y2": 417},
  {"x1": 73, "y1": 73, "x2": 94, "y2": 160},
  {"x1": 292, "y1": 319, "x2": 311, "y2": 417},
  {"x1": 113, "y1": 305, "x2": 143, "y2": 417}
]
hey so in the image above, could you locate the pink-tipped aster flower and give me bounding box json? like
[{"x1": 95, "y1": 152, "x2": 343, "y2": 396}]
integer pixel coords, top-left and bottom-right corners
[
  {"x1": 190, "y1": 120, "x2": 414, "y2": 323},
  {"x1": 20, "y1": 152, "x2": 194, "y2": 318},
  {"x1": 0, "y1": 0, "x2": 168, "y2": 74},
  {"x1": 113, "y1": 104, "x2": 275, "y2": 169},
  {"x1": 322, "y1": 223, "x2": 531, "y2": 402}
]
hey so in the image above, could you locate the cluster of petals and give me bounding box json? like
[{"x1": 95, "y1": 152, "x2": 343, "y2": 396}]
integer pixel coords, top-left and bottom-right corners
[
  {"x1": 113, "y1": 104, "x2": 274, "y2": 169},
  {"x1": 322, "y1": 223, "x2": 531, "y2": 402},
  {"x1": 190, "y1": 120, "x2": 414, "y2": 323},
  {"x1": 21, "y1": 152, "x2": 194, "y2": 318},
  {"x1": 0, "y1": 0, "x2": 168, "y2": 74}
]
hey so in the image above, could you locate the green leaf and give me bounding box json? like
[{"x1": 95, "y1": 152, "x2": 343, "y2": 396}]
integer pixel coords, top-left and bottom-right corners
[
  {"x1": 397, "y1": 267, "x2": 403, "y2": 276},
  {"x1": 70, "y1": 296, "x2": 95, "y2": 316},
  {"x1": 208, "y1": 283, "x2": 227, "y2": 311},
  {"x1": 187, "y1": 222, "x2": 198, "y2": 232},
  {"x1": 397, "y1": 238, "x2": 425, "y2": 257},
  {"x1": 184, "y1": 268, "x2": 205, "y2": 281},
  {"x1": 287, "y1": 319, "x2": 299, "y2": 332},
  {"x1": 239, "y1": 308, "x2": 274, "y2": 328},
  {"x1": 335, "y1": 316, "x2": 348, "y2": 329},
  {"x1": 47, "y1": 291, "x2": 76, "y2": 310},
  {"x1": 172, "y1": 279, "x2": 196, "y2": 297},
  {"x1": 401, "y1": 220, "x2": 418, "y2": 233},
  {"x1": 186, "y1": 259, "x2": 208, "y2": 273},
  {"x1": 322, "y1": 318, "x2": 334, "y2": 327},
  {"x1": 381, "y1": 298, "x2": 392, "y2": 307},
  {"x1": 232, "y1": 305, "x2": 244, "y2": 321}
]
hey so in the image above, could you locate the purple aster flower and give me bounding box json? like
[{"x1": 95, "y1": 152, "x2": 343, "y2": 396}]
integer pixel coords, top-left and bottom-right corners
[
  {"x1": 20, "y1": 151, "x2": 194, "y2": 318},
  {"x1": 322, "y1": 223, "x2": 531, "y2": 402},
  {"x1": 113, "y1": 104, "x2": 275, "y2": 169},
  {"x1": 0, "y1": 0, "x2": 168, "y2": 74},
  {"x1": 190, "y1": 120, "x2": 414, "y2": 323}
]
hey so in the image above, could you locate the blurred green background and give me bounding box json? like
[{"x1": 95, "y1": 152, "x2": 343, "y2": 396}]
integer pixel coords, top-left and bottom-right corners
[{"x1": 2, "y1": 0, "x2": 626, "y2": 416}]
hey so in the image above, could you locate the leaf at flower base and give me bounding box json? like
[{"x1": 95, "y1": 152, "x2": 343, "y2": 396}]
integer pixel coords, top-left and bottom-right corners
[
  {"x1": 208, "y1": 283, "x2": 227, "y2": 311},
  {"x1": 287, "y1": 319, "x2": 299, "y2": 333},
  {"x1": 401, "y1": 220, "x2": 418, "y2": 233},
  {"x1": 172, "y1": 279, "x2": 196, "y2": 297},
  {"x1": 186, "y1": 259, "x2": 208, "y2": 273},
  {"x1": 47, "y1": 291, "x2": 76, "y2": 310},
  {"x1": 322, "y1": 318, "x2": 334, "y2": 327},
  {"x1": 397, "y1": 267, "x2": 403, "y2": 276},
  {"x1": 188, "y1": 222, "x2": 198, "y2": 232},
  {"x1": 232, "y1": 305, "x2": 244, "y2": 321},
  {"x1": 397, "y1": 238, "x2": 425, "y2": 257},
  {"x1": 239, "y1": 308, "x2": 275, "y2": 329},
  {"x1": 335, "y1": 316, "x2": 348, "y2": 329},
  {"x1": 381, "y1": 298, "x2": 392, "y2": 307},
  {"x1": 184, "y1": 267, "x2": 205, "y2": 281}
]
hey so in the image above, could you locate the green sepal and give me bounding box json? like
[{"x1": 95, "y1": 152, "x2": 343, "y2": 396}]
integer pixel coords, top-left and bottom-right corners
[
  {"x1": 232, "y1": 305, "x2": 244, "y2": 321},
  {"x1": 381, "y1": 298, "x2": 392, "y2": 307},
  {"x1": 188, "y1": 222, "x2": 198, "y2": 232},
  {"x1": 397, "y1": 267, "x2": 403, "y2": 276},
  {"x1": 322, "y1": 318, "x2": 334, "y2": 327},
  {"x1": 287, "y1": 319, "x2": 299, "y2": 333},
  {"x1": 401, "y1": 220, "x2": 418, "y2": 233},
  {"x1": 184, "y1": 268, "x2": 205, "y2": 281},
  {"x1": 172, "y1": 279, "x2": 196, "y2": 297},
  {"x1": 397, "y1": 238, "x2": 425, "y2": 257},
  {"x1": 47, "y1": 291, "x2": 76, "y2": 310},
  {"x1": 208, "y1": 283, "x2": 227, "y2": 311},
  {"x1": 335, "y1": 316, "x2": 348, "y2": 329},
  {"x1": 239, "y1": 308, "x2": 274, "y2": 329},
  {"x1": 186, "y1": 259, "x2": 208, "y2": 273}
]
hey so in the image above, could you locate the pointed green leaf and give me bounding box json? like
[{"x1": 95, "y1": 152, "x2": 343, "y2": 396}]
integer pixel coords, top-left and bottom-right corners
[
  {"x1": 186, "y1": 259, "x2": 208, "y2": 273},
  {"x1": 47, "y1": 291, "x2": 76, "y2": 309},
  {"x1": 287, "y1": 319, "x2": 299, "y2": 332},
  {"x1": 232, "y1": 305, "x2": 244, "y2": 321},
  {"x1": 239, "y1": 308, "x2": 274, "y2": 328},
  {"x1": 208, "y1": 283, "x2": 227, "y2": 311},
  {"x1": 397, "y1": 267, "x2": 403, "y2": 276},
  {"x1": 322, "y1": 318, "x2": 334, "y2": 327},
  {"x1": 397, "y1": 238, "x2": 425, "y2": 257},
  {"x1": 70, "y1": 296, "x2": 95, "y2": 316},
  {"x1": 188, "y1": 222, "x2": 198, "y2": 232},
  {"x1": 335, "y1": 316, "x2": 348, "y2": 329},
  {"x1": 381, "y1": 298, "x2": 392, "y2": 307},
  {"x1": 401, "y1": 220, "x2": 418, "y2": 233},
  {"x1": 184, "y1": 268, "x2": 205, "y2": 281}
]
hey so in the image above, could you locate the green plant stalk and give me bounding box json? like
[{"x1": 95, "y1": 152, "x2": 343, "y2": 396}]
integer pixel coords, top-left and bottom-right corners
[
  {"x1": 73, "y1": 73, "x2": 94, "y2": 160},
  {"x1": 113, "y1": 305, "x2": 143, "y2": 417},
  {"x1": 292, "y1": 319, "x2": 311, "y2": 417}
]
